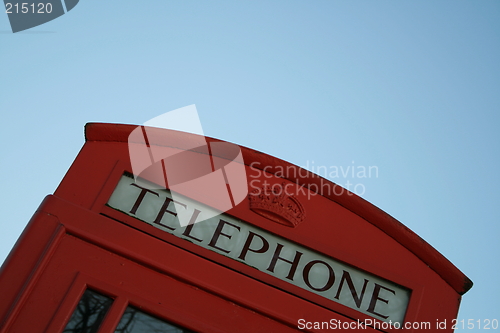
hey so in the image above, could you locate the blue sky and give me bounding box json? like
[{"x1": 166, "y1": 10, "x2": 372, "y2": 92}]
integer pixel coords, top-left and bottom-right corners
[{"x1": 1, "y1": 1, "x2": 499, "y2": 327}]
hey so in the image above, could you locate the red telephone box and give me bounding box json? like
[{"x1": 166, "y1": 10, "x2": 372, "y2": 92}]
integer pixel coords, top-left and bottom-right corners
[{"x1": 0, "y1": 123, "x2": 472, "y2": 332}]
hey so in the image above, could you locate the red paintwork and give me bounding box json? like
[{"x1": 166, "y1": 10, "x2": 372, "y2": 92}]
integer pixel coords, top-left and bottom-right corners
[{"x1": 0, "y1": 123, "x2": 472, "y2": 332}]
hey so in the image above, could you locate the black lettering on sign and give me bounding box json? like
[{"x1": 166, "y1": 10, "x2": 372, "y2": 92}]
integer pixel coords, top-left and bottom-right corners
[
  {"x1": 266, "y1": 243, "x2": 303, "y2": 281},
  {"x1": 208, "y1": 219, "x2": 241, "y2": 254}
]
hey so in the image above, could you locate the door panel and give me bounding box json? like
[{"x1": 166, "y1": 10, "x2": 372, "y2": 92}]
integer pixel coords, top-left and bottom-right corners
[{"x1": 10, "y1": 234, "x2": 303, "y2": 332}]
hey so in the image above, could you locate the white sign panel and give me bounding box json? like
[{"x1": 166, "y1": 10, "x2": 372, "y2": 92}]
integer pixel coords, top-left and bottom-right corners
[{"x1": 107, "y1": 174, "x2": 411, "y2": 325}]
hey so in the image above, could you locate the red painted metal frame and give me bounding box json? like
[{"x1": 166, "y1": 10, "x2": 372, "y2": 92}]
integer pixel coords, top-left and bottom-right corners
[{"x1": 0, "y1": 123, "x2": 472, "y2": 333}]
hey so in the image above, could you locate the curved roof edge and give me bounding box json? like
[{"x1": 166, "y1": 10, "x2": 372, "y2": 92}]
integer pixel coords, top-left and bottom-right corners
[{"x1": 85, "y1": 122, "x2": 472, "y2": 295}]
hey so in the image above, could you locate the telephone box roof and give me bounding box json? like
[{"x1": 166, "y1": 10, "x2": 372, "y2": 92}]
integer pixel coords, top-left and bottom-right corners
[{"x1": 85, "y1": 122, "x2": 472, "y2": 295}]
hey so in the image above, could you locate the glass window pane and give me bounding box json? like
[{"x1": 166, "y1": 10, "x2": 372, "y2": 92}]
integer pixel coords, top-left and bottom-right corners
[
  {"x1": 115, "y1": 306, "x2": 194, "y2": 333},
  {"x1": 63, "y1": 289, "x2": 113, "y2": 333}
]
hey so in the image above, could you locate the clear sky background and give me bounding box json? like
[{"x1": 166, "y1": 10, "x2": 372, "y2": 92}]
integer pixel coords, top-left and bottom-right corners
[{"x1": 1, "y1": 1, "x2": 499, "y2": 328}]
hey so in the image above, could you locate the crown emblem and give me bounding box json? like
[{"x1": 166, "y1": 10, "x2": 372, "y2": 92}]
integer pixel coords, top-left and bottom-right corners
[{"x1": 248, "y1": 182, "x2": 305, "y2": 227}]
